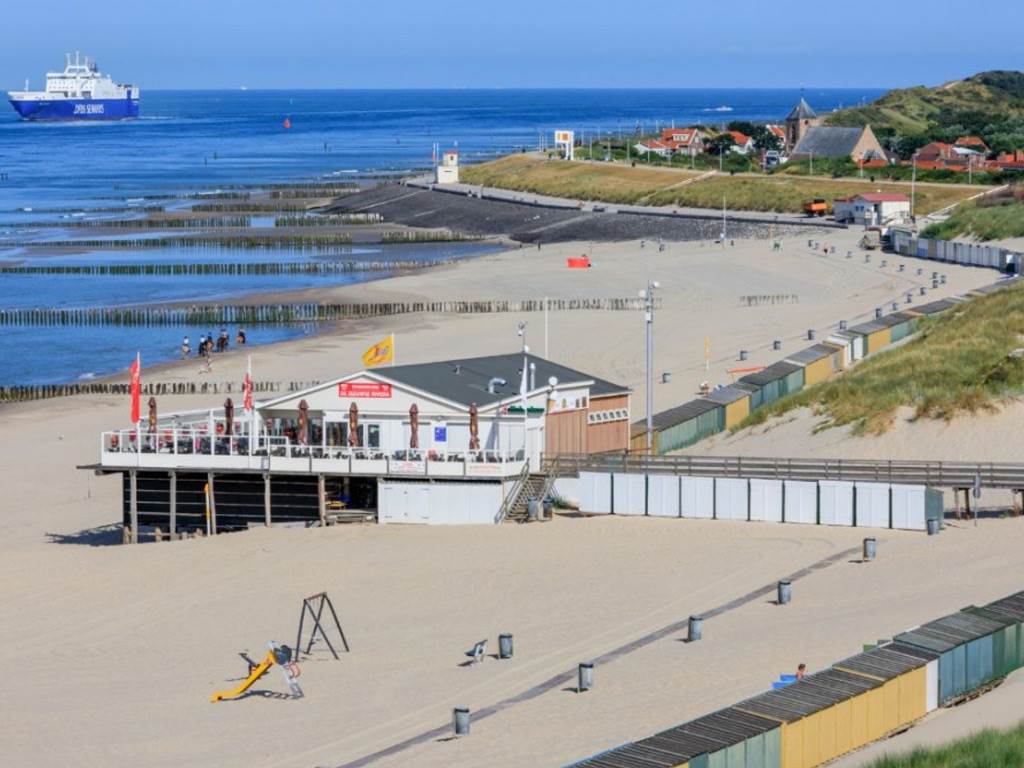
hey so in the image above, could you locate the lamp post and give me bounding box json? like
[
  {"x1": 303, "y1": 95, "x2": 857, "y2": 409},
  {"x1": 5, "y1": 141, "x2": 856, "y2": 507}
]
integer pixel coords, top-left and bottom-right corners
[
  {"x1": 639, "y1": 281, "x2": 660, "y2": 454},
  {"x1": 910, "y1": 152, "x2": 918, "y2": 223},
  {"x1": 517, "y1": 321, "x2": 529, "y2": 467}
]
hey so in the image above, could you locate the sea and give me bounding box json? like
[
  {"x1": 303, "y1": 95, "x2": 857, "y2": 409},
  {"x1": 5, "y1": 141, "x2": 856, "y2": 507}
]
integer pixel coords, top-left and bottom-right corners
[{"x1": 0, "y1": 88, "x2": 884, "y2": 385}]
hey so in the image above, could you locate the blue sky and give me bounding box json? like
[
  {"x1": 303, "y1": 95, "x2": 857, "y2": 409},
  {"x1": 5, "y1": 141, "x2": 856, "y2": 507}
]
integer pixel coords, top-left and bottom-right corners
[{"x1": 2, "y1": 0, "x2": 1021, "y2": 90}]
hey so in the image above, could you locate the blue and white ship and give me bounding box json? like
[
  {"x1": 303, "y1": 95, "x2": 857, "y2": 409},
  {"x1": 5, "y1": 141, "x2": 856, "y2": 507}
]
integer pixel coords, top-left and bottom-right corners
[{"x1": 7, "y1": 52, "x2": 139, "y2": 121}]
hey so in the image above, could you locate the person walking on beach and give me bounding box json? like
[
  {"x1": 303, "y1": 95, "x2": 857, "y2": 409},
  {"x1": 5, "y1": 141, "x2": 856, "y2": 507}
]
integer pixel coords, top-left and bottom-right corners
[
  {"x1": 181, "y1": 335, "x2": 191, "y2": 358},
  {"x1": 236, "y1": 328, "x2": 247, "y2": 345}
]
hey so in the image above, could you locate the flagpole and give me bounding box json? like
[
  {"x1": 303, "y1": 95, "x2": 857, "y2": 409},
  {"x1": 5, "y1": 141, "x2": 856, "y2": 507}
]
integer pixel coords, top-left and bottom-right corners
[
  {"x1": 390, "y1": 333, "x2": 395, "y2": 367},
  {"x1": 247, "y1": 354, "x2": 255, "y2": 456},
  {"x1": 135, "y1": 351, "x2": 142, "y2": 453}
]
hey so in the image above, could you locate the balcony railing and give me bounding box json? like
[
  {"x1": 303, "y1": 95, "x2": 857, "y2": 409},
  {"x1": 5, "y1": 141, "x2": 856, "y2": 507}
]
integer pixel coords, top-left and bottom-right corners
[{"x1": 100, "y1": 429, "x2": 525, "y2": 478}]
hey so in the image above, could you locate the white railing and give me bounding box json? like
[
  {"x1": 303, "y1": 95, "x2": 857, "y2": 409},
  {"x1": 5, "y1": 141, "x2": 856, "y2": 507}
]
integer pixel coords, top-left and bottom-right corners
[{"x1": 99, "y1": 430, "x2": 526, "y2": 477}]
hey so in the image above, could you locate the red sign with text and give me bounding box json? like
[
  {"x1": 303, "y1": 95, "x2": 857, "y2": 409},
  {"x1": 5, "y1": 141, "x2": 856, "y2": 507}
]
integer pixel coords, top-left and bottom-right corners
[{"x1": 338, "y1": 382, "x2": 393, "y2": 399}]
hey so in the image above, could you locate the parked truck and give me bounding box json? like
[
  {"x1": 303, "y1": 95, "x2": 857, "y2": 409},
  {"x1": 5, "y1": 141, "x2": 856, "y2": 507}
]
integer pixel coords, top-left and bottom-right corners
[
  {"x1": 860, "y1": 228, "x2": 882, "y2": 250},
  {"x1": 802, "y1": 198, "x2": 830, "y2": 217}
]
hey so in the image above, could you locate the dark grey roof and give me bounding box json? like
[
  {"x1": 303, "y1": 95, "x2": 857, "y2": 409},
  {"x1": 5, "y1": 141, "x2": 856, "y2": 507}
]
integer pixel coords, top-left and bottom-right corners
[
  {"x1": 895, "y1": 610, "x2": 1011, "y2": 653},
  {"x1": 875, "y1": 312, "x2": 917, "y2": 329},
  {"x1": 379, "y1": 353, "x2": 628, "y2": 408},
  {"x1": 791, "y1": 126, "x2": 864, "y2": 158},
  {"x1": 706, "y1": 385, "x2": 750, "y2": 406},
  {"x1": 737, "y1": 360, "x2": 801, "y2": 387},
  {"x1": 641, "y1": 397, "x2": 721, "y2": 432},
  {"x1": 834, "y1": 645, "x2": 934, "y2": 680},
  {"x1": 785, "y1": 344, "x2": 837, "y2": 366},
  {"x1": 909, "y1": 298, "x2": 960, "y2": 316},
  {"x1": 848, "y1": 319, "x2": 887, "y2": 335},
  {"x1": 787, "y1": 97, "x2": 817, "y2": 121}
]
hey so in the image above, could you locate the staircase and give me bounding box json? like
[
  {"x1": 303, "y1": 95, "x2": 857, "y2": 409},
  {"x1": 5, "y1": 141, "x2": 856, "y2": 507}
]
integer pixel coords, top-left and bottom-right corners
[{"x1": 501, "y1": 473, "x2": 554, "y2": 523}]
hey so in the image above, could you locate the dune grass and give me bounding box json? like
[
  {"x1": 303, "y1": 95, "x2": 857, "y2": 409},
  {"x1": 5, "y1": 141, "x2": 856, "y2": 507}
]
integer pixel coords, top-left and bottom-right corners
[
  {"x1": 923, "y1": 196, "x2": 1024, "y2": 242},
  {"x1": 460, "y1": 155, "x2": 979, "y2": 214},
  {"x1": 865, "y1": 722, "x2": 1024, "y2": 767},
  {"x1": 737, "y1": 283, "x2": 1024, "y2": 435}
]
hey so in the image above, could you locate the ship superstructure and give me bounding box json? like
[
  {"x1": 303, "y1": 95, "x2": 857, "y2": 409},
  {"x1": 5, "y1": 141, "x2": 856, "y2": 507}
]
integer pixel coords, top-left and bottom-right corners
[{"x1": 7, "y1": 52, "x2": 139, "y2": 121}]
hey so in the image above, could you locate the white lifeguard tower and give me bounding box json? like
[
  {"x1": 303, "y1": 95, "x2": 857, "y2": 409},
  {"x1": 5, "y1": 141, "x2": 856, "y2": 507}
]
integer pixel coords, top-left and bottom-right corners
[{"x1": 435, "y1": 149, "x2": 460, "y2": 184}]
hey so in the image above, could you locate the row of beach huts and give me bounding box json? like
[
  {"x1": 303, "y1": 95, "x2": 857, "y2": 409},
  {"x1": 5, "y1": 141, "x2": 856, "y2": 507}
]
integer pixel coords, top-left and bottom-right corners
[
  {"x1": 631, "y1": 276, "x2": 1020, "y2": 455},
  {"x1": 571, "y1": 589, "x2": 1024, "y2": 768}
]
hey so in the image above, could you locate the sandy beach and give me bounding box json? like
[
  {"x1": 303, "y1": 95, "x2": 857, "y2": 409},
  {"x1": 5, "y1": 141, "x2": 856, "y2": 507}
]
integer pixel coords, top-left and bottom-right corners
[{"x1": 0, "y1": 230, "x2": 1014, "y2": 767}]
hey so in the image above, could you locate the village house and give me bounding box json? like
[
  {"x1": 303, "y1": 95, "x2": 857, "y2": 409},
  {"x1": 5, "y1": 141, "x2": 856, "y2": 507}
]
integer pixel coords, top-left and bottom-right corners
[
  {"x1": 833, "y1": 192, "x2": 911, "y2": 226},
  {"x1": 726, "y1": 130, "x2": 754, "y2": 154},
  {"x1": 660, "y1": 127, "x2": 704, "y2": 156},
  {"x1": 634, "y1": 138, "x2": 673, "y2": 158}
]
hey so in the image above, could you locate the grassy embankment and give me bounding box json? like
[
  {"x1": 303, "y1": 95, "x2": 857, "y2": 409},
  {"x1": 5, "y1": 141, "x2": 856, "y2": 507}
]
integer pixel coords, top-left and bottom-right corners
[
  {"x1": 461, "y1": 155, "x2": 979, "y2": 214},
  {"x1": 866, "y1": 722, "x2": 1024, "y2": 767},
  {"x1": 922, "y1": 186, "x2": 1024, "y2": 241},
  {"x1": 737, "y1": 283, "x2": 1024, "y2": 435}
]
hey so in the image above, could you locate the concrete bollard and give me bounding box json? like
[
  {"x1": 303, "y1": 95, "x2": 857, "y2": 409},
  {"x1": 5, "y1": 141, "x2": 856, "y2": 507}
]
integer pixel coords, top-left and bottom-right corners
[
  {"x1": 927, "y1": 518, "x2": 941, "y2": 536},
  {"x1": 578, "y1": 662, "x2": 594, "y2": 692},
  {"x1": 932, "y1": 272, "x2": 938, "y2": 279},
  {"x1": 917, "y1": 268, "x2": 923, "y2": 275},
  {"x1": 739, "y1": 350, "x2": 748, "y2": 361},
  {"x1": 453, "y1": 708, "x2": 470, "y2": 736},
  {"x1": 875, "y1": 307, "x2": 883, "y2": 319},
  {"x1": 839, "y1": 320, "x2": 848, "y2": 330},
  {"x1": 941, "y1": 275, "x2": 947, "y2": 284},
  {"x1": 662, "y1": 372, "x2": 672, "y2": 384},
  {"x1": 865, "y1": 254, "x2": 871, "y2": 263},
  {"x1": 499, "y1": 633, "x2": 514, "y2": 659},
  {"x1": 863, "y1": 537, "x2": 877, "y2": 561},
  {"x1": 777, "y1": 580, "x2": 792, "y2": 605},
  {"x1": 807, "y1": 329, "x2": 815, "y2": 341},
  {"x1": 846, "y1": 250, "x2": 853, "y2": 259},
  {"x1": 689, "y1": 615, "x2": 703, "y2": 642},
  {"x1": 881, "y1": 260, "x2": 887, "y2": 267},
  {"x1": 773, "y1": 340, "x2": 782, "y2": 351}
]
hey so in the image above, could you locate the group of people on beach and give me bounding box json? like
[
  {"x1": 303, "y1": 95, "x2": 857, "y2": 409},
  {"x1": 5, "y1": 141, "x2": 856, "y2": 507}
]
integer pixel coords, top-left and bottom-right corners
[{"x1": 180, "y1": 328, "x2": 247, "y2": 372}]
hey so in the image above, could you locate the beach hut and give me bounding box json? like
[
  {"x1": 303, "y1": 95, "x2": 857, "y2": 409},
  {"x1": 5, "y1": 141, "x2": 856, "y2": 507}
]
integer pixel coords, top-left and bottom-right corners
[
  {"x1": 784, "y1": 345, "x2": 841, "y2": 387},
  {"x1": 818, "y1": 480, "x2": 854, "y2": 526},
  {"x1": 681, "y1": 476, "x2": 715, "y2": 519},
  {"x1": 824, "y1": 331, "x2": 858, "y2": 368},
  {"x1": 706, "y1": 386, "x2": 752, "y2": 430},
  {"x1": 640, "y1": 399, "x2": 724, "y2": 454},
  {"x1": 648, "y1": 474, "x2": 681, "y2": 518},
  {"x1": 890, "y1": 485, "x2": 944, "y2": 531},
  {"x1": 834, "y1": 643, "x2": 938, "y2": 729},
  {"x1": 737, "y1": 362, "x2": 804, "y2": 409},
  {"x1": 962, "y1": 605, "x2": 1022, "y2": 683},
  {"x1": 579, "y1": 471, "x2": 612, "y2": 514},
  {"x1": 715, "y1": 477, "x2": 749, "y2": 521},
  {"x1": 749, "y1": 478, "x2": 783, "y2": 522},
  {"x1": 905, "y1": 298, "x2": 961, "y2": 318},
  {"x1": 737, "y1": 668, "x2": 883, "y2": 768},
  {"x1": 876, "y1": 312, "x2": 919, "y2": 344},
  {"x1": 848, "y1": 320, "x2": 891, "y2": 356},
  {"x1": 855, "y1": 482, "x2": 891, "y2": 529},
  {"x1": 977, "y1": 592, "x2": 1024, "y2": 673},
  {"x1": 613, "y1": 473, "x2": 647, "y2": 515},
  {"x1": 733, "y1": 380, "x2": 764, "y2": 410},
  {"x1": 783, "y1": 480, "x2": 818, "y2": 524},
  {"x1": 894, "y1": 610, "x2": 1016, "y2": 704}
]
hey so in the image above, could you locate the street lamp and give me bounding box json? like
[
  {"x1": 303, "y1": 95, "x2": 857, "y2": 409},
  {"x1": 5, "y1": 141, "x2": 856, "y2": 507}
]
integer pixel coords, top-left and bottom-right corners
[
  {"x1": 639, "y1": 280, "x2": 660, "y2": 454},
  {"x1": 910, "y1": 152, "x2": 918, "y2": 224}
]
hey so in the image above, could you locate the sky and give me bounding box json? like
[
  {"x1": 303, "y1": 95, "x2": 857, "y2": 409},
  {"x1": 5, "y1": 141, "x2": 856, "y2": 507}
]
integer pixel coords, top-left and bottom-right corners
[{"x1": 2, "y1": 0, "x2": 1022, "y2": 90}]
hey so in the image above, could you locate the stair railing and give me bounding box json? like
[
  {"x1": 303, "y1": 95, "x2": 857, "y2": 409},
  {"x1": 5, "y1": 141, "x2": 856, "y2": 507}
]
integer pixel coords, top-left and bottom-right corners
[{"x1": 495, "y1": 461, "x2": 531, "y2": 524}]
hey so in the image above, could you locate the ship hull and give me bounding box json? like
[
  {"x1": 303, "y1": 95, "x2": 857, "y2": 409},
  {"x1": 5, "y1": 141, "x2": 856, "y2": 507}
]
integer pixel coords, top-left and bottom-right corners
[{"x1": 8, "y1": 96, "x2": 139, "y2": 121}]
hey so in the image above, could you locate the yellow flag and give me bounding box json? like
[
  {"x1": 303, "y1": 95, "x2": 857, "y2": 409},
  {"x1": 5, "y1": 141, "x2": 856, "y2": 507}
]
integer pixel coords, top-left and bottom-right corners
[{"x1": 362, "y1": 334, "x2": 394, "y2": 367}]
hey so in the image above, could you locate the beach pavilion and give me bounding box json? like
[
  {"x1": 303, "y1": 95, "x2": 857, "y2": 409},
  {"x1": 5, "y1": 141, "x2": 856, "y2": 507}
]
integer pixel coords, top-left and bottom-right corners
[{"x1": 92, "y1": 353, "x2": 630, "y2": 536}]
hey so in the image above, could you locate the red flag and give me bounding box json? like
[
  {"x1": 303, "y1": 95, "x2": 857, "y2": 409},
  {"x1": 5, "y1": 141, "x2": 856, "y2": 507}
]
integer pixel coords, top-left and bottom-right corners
[
  {"x1": 129, "y1": 352, "x2": 141, "y2": 423},
  {"x1": 243, "y1": 356, "x2": 254, "y2": 412}
]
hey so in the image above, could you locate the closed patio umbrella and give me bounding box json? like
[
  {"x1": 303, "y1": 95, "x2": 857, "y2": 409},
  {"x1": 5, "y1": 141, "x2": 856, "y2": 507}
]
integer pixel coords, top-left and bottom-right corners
[
  {"x1": 409, "y1": 403, "x2": 419, "y2": 449},
  {"x1": 468, "y1": 403, "x2": 480, "y2": 450},
  {"x1": 223, "y1": 397, "x2": 234, "y2": 436},
  {"x1": 298, "y1": 399, "x2": 309, "y2": 445},
  {"x1": 348, "y1": 402, "x2": 359, "y2": 447}
]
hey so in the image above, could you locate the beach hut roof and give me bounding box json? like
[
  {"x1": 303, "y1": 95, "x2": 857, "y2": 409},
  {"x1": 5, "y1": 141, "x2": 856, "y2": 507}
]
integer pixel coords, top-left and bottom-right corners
[
  {"x1": 848, "y1": 319, "x2": 887, "y2": 335},
  {"x1": 737, "y1": 360, "x2": 801, "y2": 387},
  {"x1": 983, "y1": 593, "x2": 1024, "y2": 621},
  {"x1": 784, "y1": 344, "x2": 836, "y2": 366},
  {"x1": 874, "y1": 312, "x2": 916, "y2": 329},
  {"x1": 705, "y1": 385, "x2": 750, "y2": 406},
  {"x1": 645, "y1": 398, "x2": 721, "y2": 432},
  {"x1": 896, "y1": 610, "x2": 1011, "y2": 652},
  {"x1": 908, "y1": 298, "x2": 960, "y2": 316},
  {"x1": 834, "y1": 644, "x2": 936, "y2": 680}
]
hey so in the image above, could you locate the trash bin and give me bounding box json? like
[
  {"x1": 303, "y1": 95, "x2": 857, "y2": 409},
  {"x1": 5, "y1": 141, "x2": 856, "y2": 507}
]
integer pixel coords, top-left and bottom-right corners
[
  {"x1": 777, "y1": 580, "x2": 792, "y2": 605},
  {"x1": 863, "y1": 537, "x2": 877, "y2": 561},
  {"x1": 499, "y1": 633, "x2": 514, "y2": 659},
  {"x1": 453, "y1": 707, "x2": 470, "y2": 735},
  {"x1": 527, "y1": 499, "x2": 541, "y2": 522},
  {"x1": 542, "y1": 498, "x2": 554, "y2": 520},
  {"x1": 578, "y1": 662, "x2": 594, "y2": 692},
  {"x1": 688, "y1": 615, "x2": 703, "y2": 642}
]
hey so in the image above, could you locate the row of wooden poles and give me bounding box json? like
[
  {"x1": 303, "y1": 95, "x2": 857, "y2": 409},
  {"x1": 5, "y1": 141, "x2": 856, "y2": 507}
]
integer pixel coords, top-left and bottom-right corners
[
  {"x1": 5, "y1": 230, "x2": 472, "y2": 249},
  {"x1": 0, "y1": 379, "x2": 321, "y2": 403},
  {"x1": 0, "y1": 297, "x2": 650, "y2": 327},
  {"x1": 23, "y1": 213, "x2": 382, "y2": 229},
  {"x1": 0, "y1": 259, "x2": 449, "y2": 276},
  {"x1": 739, "y1": 294, "x2": 801, "y2": 307}
]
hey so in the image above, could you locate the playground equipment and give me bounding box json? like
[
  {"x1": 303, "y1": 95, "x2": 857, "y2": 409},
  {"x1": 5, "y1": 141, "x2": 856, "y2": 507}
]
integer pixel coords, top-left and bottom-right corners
[
  {"x1": 210, "y1": 641, "x2": 304, "y2": 702},
  {"x1": 295, "y1": 592, "x2": 350, "y2": 660}
]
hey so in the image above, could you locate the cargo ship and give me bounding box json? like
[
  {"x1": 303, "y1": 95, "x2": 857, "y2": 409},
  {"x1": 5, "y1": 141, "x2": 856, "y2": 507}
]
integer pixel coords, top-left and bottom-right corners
[{"x1": 7, "y1": 52, "x2": 139, "y2": 121}]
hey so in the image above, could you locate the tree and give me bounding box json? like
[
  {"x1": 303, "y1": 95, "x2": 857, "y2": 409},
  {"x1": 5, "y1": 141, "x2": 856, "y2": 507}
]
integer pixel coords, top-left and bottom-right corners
[
  {"x1": 727, "y1": 120, "x2": 758, "y2": 137},
  {"x1": 751, "y1": 126, "x2": 782, "y2": 152},
  {"x1": 706, "y1": 133, "x2": 736, "y2": 156}
]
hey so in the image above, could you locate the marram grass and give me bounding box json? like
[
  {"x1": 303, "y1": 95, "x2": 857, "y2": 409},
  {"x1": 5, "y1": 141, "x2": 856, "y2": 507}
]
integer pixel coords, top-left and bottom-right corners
[
  {"x1": 738, "y1": 283, "x2": 1024, "y2": 435},
  {"x1": 866, "y1": 722, "x2": 1024, "y2": 768}
]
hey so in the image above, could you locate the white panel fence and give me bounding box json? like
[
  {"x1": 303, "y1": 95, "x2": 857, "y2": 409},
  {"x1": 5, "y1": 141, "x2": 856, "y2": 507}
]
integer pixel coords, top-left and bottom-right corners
[{"x1": 576, "y1": 473, "x2": 944, "y2": 531}]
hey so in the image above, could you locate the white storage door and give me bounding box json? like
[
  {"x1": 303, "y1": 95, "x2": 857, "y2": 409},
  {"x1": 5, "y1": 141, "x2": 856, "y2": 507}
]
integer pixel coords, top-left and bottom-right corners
[
  {"x1": 819, "y1": 480, "x2": 855, "y2": 526},
  {"x1": 749, "y1": 479, "x2": 783, "y2": 522},
  {"x1": 852, "y1": 336, "x2": 865, "y2": 360},
  {"x1": 377, "y1": 482, "x2": 406, "y2": 524},
  {"x1": 613, "y1": 473, "x2": 646, "y2": 515},
  {"x1": 926, "y1": 659, "x2": 939, "y2": 712},
  {"x1": 715, "y1": 478, "x2": 749, "y2": 521},
  {"x1": 783, "y1": 481, "x2": 818, "y2": 524},
  {"x1": 579, "y1": 472, "x2": 612, "y2": 514},
  {"x1": 647, "y1": 475, "x2": 681, "y2": 518},
  {"x1": 856, "y1": 482, "x2": 891, "y2": 528},
  {"x1": 681, "y1": 476, "x2": 715, "y2": 519},
  {"x1": 891, "y1": 484, "x2": 927, "y2": 530}
]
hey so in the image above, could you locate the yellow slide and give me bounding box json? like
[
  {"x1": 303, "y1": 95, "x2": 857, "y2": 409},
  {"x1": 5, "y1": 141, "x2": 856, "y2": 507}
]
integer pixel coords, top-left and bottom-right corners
[{"x1": 210, "y1": 650, "x2": 275, "y2": 703}]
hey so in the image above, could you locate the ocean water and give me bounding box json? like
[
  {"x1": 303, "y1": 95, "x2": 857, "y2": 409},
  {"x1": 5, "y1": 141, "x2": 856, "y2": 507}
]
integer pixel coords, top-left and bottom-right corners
[{"x1": 0, "y1": 88, "x2": 883, "y2": 385}]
